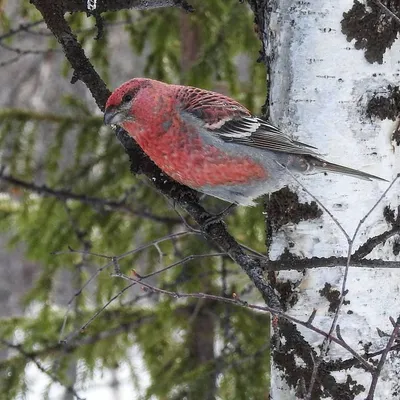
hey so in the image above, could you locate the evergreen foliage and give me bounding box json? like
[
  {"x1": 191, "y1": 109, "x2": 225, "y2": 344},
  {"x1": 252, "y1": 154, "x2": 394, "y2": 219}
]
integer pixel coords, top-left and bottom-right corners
[{"x1": 0, "y1": 1, "x2": 269, "y2": 398}]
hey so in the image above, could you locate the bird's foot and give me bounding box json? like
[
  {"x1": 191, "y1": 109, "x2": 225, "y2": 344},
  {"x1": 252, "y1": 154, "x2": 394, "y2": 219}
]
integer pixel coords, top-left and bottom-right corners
[{"x1": 202, "y1": 203, "x2": 237, "y2": 229}]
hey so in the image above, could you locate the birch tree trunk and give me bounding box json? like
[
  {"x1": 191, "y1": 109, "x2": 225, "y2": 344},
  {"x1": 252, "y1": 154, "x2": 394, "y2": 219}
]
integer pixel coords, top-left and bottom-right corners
[{"x1": 260, "y1": 1, "x2": 400, "y2": 398}]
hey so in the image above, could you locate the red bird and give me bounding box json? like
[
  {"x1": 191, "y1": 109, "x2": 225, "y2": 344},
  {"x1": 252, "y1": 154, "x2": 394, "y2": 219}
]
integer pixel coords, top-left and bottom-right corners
[{"x1": 104, "y1": 78, "x2": 385, "y2": 206}]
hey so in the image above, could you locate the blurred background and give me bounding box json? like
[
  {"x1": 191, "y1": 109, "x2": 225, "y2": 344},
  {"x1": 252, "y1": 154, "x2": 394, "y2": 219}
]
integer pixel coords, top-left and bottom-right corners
[{"x1": 0, "y1": 1, "x2": 270, "y2": 399}]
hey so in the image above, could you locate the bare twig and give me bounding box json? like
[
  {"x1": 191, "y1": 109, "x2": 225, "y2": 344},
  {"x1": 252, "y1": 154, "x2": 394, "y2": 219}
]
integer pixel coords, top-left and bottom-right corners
[
  {"x1": 352, "y1": 225, "x2": 400, "y2": 259},
  {"x1": 0, "y1": 339, "x2": 85, "y2": 400},
  {"x1": 61, "y1": 282, "x2": 136, "y2": 344},
  {"x1": 0, "y1": 20, "x2": 45, "y2": 41},
  {"x1": 306, "y1": 352, "x2": 319, "y2": 400},
  {"x1": 111, "y1": 272, "x2": 376, "y2": 371},
  {"x1": 284, "y1": 168, "x2": 350, "y2": 242},
  {"x1": 59, "y1": 0, "x2": 194, "y2": 14},
  {"x1": 141, "y1": 252, "x2": 226, "y2": 280},
  {"x1": 0, "y1": 55, "x2": 22, "y2": 68},
  {"x1": 0, "y1": 172, "x2": 178, "y2": 224},
  {"x1": 57, "y1": 231, "x2": 196, "y2": 341},
  {"x1": 327, "y1": 175, "x2": 400, "y2": 344},
  {"x1": 335, "y1": 325, "x2": 373, "y2": 372},
  {"x1": 286, "y1": 171, "x2": 399, "y2": 397},
  {"x1": 271, "y1": 249, "x2": 400, "y2": 269},
  {"x1": 312, "y1": 176, "x2": 399, "y2": 395},
  {"x1": 62, "y1": 250, "x2": 225, "y2": 342},
  {"x1": 267, "y1": 254, "x2": 400, "y2": 270},
  {"x1": 1, "y1": 314, "x2": 154, "y2": 371},
  {"x1": 366, "y1": 316, "x2": 400, "y2": 399},
  {"x1": 366, "y1": 343, "x2": 400, "y2": 359},
  {"x1": 306, "y1": 309, "x2": 317, "y2": 325},
  {"x1": 0, "y1": 41, "x2": 60, "y2": 54}
]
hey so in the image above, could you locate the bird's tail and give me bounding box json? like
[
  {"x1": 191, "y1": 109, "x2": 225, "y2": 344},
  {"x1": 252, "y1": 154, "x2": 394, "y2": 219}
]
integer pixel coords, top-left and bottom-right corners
[{"x1": 311, "y1": 157, "x2": 387, "y2": 182}]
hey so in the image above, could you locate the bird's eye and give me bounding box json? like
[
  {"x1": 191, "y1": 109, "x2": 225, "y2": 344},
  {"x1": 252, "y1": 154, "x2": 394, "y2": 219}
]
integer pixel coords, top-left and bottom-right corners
[{"x1": 122, "y1": 94, "x2": 133, "y2": 103}]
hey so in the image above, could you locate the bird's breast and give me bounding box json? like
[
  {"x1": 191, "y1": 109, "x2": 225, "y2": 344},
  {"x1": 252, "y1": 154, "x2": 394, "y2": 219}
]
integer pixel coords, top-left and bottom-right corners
[{"x1": 122, "y1": 117, "x2": 268, "y2": 188}]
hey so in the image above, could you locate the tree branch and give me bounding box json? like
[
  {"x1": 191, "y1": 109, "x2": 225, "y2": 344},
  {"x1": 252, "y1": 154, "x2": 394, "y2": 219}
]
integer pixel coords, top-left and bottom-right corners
[
  {"x1": 0, "y1": 171, "x2": 179, "y2": 224},
  {"x1": 0, "y1": 315, "x2": 153, "y2": 369},
  {"x1": 31, "y1": 0, "x2": 281, "y2": 311},
  {"x1": 59, "y1": 0, "x2": 194, "y2": 14},
  {"x1": 353, "y1": 225, "x2": 400, "y2": 259},
  {"x1": 268, "y1": 250, "x2": 400, "y2": 270},
  {"x1": 31, "y1": 0, "x2": 110, "y2": 110},
  {"x1": 0, "y1": 339, "x2": 84, "y2": 400},
  {"x1": 366, "y1": 316, "x2": 400, "y2": 399},
  {"x1": 0, "y1": 20, "x2": 45, "y2": 41}
]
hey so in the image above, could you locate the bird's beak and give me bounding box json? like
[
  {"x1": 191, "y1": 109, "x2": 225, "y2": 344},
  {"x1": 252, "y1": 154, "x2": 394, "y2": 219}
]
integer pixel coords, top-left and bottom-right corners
[{"x1": 104, "y1": 107, "x2": 125, "y2": 125}]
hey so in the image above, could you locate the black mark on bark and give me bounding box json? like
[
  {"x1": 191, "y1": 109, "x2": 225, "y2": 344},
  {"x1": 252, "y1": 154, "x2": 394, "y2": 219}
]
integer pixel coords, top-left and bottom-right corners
[{"x1": 341, "y1": 0, "x2": 400, "y2": 64}]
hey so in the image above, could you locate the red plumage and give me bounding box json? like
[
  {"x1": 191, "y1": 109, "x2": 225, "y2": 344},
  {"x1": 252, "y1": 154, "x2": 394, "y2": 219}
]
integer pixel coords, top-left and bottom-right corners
[{"x1": 104, "y1": 78, "x2": 385, "y2": 206}]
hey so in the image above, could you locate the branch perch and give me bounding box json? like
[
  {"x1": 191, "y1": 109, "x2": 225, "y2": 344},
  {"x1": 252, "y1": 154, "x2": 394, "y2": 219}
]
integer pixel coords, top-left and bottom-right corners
[{"x1": 30, "y1": 0, "x2": 281, "y2": 310}]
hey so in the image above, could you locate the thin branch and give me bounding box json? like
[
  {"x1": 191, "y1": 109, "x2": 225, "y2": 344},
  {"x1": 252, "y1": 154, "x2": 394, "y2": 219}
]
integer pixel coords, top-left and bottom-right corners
[
  {"x1": 62, "y1": 251, "x2": 225, "y2": 342},
  {"x1": 305, "y1": 352, "x2": 319, "y2": 400},
  {"x1": 58, "y1": 0, "x2": 194, "y2": 13},
  {"x1": 366, "y1": 343, "x2": 400, "y2": 359},
  {"x1": 284, "y1": 167, "x2": 350, "y2": 242},
  {"x1": 0, "y1": 315, "x2": 154, "y2": 370},
  {"x1": 58, "y1": 231, "x2": 196, "y2": 341},
  {"x1": 353, "y1": 175, "x2": 399, "y2": 241},
  {"x1": 0, "y1": 20, "x2": 45, "y2": 41},
  {"x1": 61, "y1": 282, "x2": 136, "y2": 344},
  {"x1": 12, "y1": 19, "x2": 146, "y2": 38},
  {"x1": 0, "y1": 108, "x2": 101, "y2": 123},
  {"x1": 0, "y1": 55, "x2": 22, "y2": 68},
  {"x1": 141, "y1": 252, "x2": 226, "y2": 280},
  {"x1": 31, "y1": 0, "x2": 110, "y2": 109},
  {"x1": 285, "y1": 172, "x2": 399, "y2": 397},
  {"x1": 327, "y1": 175, "x2": 399, "y2": 345},
  {"x1": 0, "y1": 339, "x2": 85, "y2": 400},
  {"x1": 267, "y1": 254, "x2": 400, "y2": 270},
  {"x1": 112, "y1": 272, "x2": 376, "y2": 371},
  {"x1": 0, "y1": 41, "x2": 61, "y2": 55},
  {"x1": 315, "y1": 176, "x2": 399, "y2": 395},
  {"x1": 366, "y1": 316, "x2": 400, "y2": 399},
  {"x1": 353, "y1": 224, "x2": 400, "y2": 259},
  {"x1": 335, "y1": 325, "x2": 374, "y2": 372},
  {"x1": 0, "y1": 171, "x2": 179, "y2": 224}
]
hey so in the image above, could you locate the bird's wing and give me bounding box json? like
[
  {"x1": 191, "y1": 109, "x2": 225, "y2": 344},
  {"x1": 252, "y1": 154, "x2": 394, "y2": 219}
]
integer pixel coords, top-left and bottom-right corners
[
  {"x1": 214, "y1": 116, "x2": 320, "y2": 156},
  {"x1": 177, "y1": 86, "x2": 320, "y2": 156},
  {"x1": 176, "y1": 86, "x2": 250, "y2": 126}
]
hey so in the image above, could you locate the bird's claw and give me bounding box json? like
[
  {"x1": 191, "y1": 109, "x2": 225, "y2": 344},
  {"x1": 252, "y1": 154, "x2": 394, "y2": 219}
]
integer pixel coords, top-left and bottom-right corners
[{"x1": 201, "y1": 203, "x2": 237, "y2": 230}]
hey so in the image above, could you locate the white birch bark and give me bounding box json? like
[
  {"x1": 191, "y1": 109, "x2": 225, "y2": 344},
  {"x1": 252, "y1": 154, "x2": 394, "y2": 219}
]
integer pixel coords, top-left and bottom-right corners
[{"x1": 264, "y1": 1, "x2": 400, "y2": 398}]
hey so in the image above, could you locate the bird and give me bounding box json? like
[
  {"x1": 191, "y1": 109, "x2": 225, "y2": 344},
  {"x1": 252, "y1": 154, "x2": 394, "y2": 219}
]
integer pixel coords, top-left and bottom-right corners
[{"x1": 104, "y1": 78, "x2": 385, "y2": 206}]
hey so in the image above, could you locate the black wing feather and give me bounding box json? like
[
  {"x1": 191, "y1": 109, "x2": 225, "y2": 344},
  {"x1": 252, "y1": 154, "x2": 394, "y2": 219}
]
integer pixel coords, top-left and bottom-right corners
[{"x1": 212, "y1": 116, "x2": 319, "y2": 156}]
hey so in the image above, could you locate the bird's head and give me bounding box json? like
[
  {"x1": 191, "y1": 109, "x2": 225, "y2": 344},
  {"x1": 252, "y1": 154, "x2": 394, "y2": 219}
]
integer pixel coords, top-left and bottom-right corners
[{"x1": 104, "y1": 78, "x2": 152, "y2": 126}]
